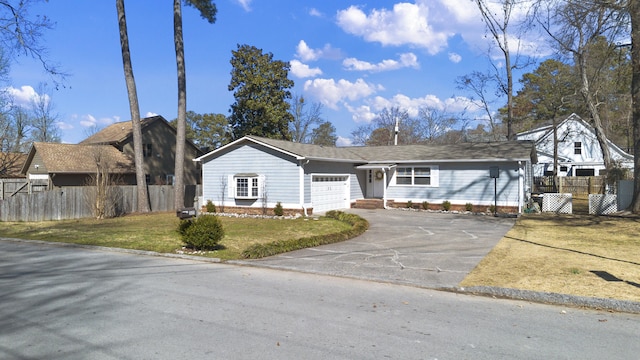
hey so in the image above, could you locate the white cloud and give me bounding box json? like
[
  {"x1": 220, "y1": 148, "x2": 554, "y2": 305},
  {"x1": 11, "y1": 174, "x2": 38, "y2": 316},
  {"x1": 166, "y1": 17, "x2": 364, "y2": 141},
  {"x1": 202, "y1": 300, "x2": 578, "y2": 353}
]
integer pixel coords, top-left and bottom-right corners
[
  {"x1": 344, "y1": 103, "x2": 377, "y2": 124},
  {"x1": 290, "y1": 59, "x2": 322, "y2": 78},
  {"x1": 336, "y1": 136, "x2": 352, "y2": 147},
  {"x1": 5, "y1": 85, "x2": 48, "y2": 108},
  {"x1": 295, "y1": 40, "x2": 341, "y2": 62},
  {"x1": 303, "y1": 78, "x2": 382, "y2": 110},
  {"x1": 309, "y1": 8, "x2": 322, "y2": 17},
  {"x1": 343, "y1": 52, "x2": 419, "y2": 72},
  {"x1": 448, "y1": 52, "x2": 462, "y2": 63},
  {"x1": 236, "y1": 0, "x2": 251, "y2": 11},
  {"x1": 347, "y1": 93, "x2": 481, "y2": 122},
  {"x1": 336, "y1": 3, "x2": 452, "y2": 54},
  {"x1": 145, "y1": 111, "x2": 159, "y2": 118},
  {"x1": 77, "y1": 114, "x2": 120, "y2": 128}
]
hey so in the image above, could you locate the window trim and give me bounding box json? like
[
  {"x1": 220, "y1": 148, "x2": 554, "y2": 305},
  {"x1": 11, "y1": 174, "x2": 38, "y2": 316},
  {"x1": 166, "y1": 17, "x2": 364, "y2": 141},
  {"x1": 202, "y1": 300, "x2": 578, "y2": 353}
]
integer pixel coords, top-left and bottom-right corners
[
  {"x1": 393, "y1": 165, "x2": 439, "y2": 187},
  {"x1": 574, "y1": 141, "x2": 582, "y2": 155},
  {"x1": 231, "y1": 174, "x2": 263, "y2": 200}
]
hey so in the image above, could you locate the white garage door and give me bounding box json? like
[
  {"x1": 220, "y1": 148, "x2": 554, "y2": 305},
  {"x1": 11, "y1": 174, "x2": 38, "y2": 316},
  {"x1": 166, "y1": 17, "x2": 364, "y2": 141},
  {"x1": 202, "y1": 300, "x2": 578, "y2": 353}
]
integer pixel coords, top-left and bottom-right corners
[{"x1": 311, "y1": 175, "x2": 350, "y2": 213}]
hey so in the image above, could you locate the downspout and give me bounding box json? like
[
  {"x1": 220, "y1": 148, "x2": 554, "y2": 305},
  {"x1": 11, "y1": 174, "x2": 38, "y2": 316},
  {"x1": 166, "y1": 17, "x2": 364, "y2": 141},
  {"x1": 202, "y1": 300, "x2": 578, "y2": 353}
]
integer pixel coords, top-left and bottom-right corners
[
  {"x1": 383, "y1": 169, "x2": 389, "y2": 209},
  {"x1": 300, "y1": 159, "x2": 309, "y2": 216},
  {"x1": 518, "y1": 161, "x2": 523, "y2": 214}
]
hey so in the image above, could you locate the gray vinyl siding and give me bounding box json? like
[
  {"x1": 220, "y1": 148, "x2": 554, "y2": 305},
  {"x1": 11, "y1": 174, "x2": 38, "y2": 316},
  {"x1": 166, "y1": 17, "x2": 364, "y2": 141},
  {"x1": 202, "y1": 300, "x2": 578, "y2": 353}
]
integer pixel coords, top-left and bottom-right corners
[
  {"x1": 201, "y1": 144, "x2": 300, "y2": 207},
  {"x1": 387, "y1": 162, "x2": 521, "y2": 207},
  {"x1": 302, "y1": 161, "x2": 365, "y2": 204}
]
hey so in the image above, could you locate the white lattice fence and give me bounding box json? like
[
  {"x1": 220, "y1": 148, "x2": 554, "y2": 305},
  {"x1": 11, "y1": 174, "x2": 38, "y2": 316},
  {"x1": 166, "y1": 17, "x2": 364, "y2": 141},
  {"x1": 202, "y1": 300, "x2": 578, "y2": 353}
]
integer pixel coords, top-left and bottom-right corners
[
  {"x1": 542, "y1": 193, "x2": 572, "y2": 214},
  {"x1": 589, "y1": 194, "x2": 617, "y2": 215}
]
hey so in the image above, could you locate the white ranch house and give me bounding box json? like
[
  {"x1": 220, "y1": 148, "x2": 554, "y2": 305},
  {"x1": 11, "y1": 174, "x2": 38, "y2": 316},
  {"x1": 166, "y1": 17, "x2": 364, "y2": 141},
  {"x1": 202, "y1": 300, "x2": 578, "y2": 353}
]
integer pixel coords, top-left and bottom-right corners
[
  {"x1": 516, "y1": 113, "x2": 633, "y2": 177},
  {"x1": 195, "y1": 136, "x2": 537, "y2": 215}
]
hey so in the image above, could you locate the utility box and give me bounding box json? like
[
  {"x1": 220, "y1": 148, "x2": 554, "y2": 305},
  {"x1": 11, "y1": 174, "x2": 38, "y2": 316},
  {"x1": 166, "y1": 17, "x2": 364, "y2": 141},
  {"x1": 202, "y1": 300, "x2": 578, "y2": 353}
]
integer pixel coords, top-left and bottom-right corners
[{"x1": 489, "y1": 166, "x2": 500, "y2": 179}]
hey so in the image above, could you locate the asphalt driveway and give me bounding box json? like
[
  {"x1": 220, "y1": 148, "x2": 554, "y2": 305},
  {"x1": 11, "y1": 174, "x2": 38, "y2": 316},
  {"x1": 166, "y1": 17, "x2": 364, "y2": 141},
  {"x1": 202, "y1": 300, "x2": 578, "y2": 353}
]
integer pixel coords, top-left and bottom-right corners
[{"x1": 236, "y1": 209, "x2": 516, "y2": 289}]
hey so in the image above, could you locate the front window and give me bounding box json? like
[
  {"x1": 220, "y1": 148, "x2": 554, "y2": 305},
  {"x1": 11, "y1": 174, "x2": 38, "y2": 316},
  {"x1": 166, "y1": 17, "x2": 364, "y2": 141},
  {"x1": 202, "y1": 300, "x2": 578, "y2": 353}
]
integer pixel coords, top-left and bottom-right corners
[
  {"x1": 574, "y1": 142, "x2": 582, "y2": 155},
  {"x1": 395, "y1": 166, "x2": 437, "y2": 186},
  {"x1": 235, "y1": 176, "x2": 260, "y2": 199}
]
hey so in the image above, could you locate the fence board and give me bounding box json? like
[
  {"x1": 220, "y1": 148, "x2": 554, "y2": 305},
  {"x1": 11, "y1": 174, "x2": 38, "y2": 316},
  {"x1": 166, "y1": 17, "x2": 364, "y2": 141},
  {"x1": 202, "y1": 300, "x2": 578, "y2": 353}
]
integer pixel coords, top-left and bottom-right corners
[{"x1": 0, "y1": 185, "x2": 201, "y2": 222}]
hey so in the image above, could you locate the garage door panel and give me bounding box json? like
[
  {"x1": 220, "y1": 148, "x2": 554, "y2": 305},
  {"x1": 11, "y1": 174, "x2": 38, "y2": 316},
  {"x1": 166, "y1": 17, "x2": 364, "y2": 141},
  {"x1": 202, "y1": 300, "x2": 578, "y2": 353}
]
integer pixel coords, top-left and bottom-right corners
[{"x1": 311, "y1": 175, "x2": 349, "y2": 212}]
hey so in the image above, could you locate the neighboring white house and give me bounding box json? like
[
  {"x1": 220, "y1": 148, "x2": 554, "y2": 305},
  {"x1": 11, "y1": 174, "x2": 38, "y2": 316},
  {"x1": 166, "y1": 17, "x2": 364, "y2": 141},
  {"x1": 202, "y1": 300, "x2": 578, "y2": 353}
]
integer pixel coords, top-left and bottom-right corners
[
  {"x1": 516, "y1": 113, "x2": 633, "y2": 177},
  {"x1": 195, "y1": 135, "x2": 537, "y2": 214}
]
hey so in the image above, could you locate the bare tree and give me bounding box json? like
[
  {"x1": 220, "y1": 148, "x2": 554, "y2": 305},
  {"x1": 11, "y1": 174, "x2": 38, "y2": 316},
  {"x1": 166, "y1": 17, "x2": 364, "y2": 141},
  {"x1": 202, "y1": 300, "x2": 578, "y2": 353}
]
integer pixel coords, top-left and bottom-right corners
[
  {"x1": 418, "y1": 107, "x2": 457, "y2": 144},
  {"x1": 535, "y1": 0, "x2": 629, "y2": 174},
  {"x1": 0, "y1": 0, "x2": 66, "y2": 83},
  {"x1": 473, "y1": 0, "x2": 528, "y2": 140},
  {"x1": 116, "y1": 0, "x2": 149, "y2": 213},
  {"x1": 28, "y1": 83, "x2": 60, "y2": 143},
  {"x1": 289, "y1": 94, "x2": 323, "y2": 143},
  {"x1": 456, "y1": 71, "x2": 503, "y2": 137},
  {"x1": 84, "y1": 146, "x2": 123, "y2": 219}
]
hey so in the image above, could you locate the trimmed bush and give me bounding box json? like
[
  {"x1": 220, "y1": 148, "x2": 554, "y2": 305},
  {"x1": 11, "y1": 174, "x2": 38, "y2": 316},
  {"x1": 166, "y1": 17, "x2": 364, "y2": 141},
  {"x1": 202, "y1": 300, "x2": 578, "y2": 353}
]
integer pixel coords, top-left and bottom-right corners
[
  {"x1": 205, "y1": 200, "x2": 216, "y2": 213},
  {"x1": 465, "y1": 203, "x2": 473, "y2": 212},
  {"x1": 406, "y1": 200, "x2": 413, "y2": 209},
  {"x1": 442, "y1": 200, "x2": 451, "y2": 211},
  {"x1": 274, "y1": 202, "x2": 284, "y2": 216},
  {"x1": 179, "y1": 215, "x2": 225, "y2": 250},
  {"x1": 241, "y1": 210, "x2": 369, "y2": 259},
  {"x1": 421, "y1": 201, "x2": 429, "y2": 210}
]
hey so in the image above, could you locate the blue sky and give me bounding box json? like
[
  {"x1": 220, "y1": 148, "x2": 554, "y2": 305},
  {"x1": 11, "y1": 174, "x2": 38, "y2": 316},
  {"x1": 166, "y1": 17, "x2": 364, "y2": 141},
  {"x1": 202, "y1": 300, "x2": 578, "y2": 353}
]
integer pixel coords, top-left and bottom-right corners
[{"x1": 7, "y1": 0, "x2": 542, "y2": 145}]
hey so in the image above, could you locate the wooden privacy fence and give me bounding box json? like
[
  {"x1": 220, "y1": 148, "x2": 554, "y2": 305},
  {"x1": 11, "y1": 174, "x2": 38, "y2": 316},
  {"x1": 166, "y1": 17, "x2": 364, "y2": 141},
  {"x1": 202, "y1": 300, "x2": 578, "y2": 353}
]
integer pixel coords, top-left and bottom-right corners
[
  {"x1": 533, "y1": 176, "x2": 606, "y2": 195},
  {"x1": 0, "y1": 185, "x2": 200, "y2": 222},
  {"x1": 0, "y1": 179, "x2": 28, "y2": 200}
]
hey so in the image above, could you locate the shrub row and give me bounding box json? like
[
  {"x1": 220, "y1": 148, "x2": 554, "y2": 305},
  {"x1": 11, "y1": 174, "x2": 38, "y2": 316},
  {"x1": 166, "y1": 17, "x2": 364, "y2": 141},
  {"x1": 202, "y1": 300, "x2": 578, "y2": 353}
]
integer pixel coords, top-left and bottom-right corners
[{"x1": 241, "y1": 210, "x2": 369, "y2": 259}]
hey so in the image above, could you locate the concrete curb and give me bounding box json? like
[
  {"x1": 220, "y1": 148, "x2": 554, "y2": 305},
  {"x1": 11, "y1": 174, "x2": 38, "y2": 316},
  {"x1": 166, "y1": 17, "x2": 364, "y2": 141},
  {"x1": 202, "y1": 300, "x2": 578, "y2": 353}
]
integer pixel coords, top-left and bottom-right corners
[{"x1": 3, "y1": 237, "x2": 639, "y2": 314}]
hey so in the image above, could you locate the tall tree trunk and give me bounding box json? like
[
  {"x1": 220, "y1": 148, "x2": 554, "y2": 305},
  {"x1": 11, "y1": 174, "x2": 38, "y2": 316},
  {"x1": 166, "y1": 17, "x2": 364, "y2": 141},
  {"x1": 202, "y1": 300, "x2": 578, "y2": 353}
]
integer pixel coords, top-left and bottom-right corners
[
  {"x1": 173, "y1": 0, "x2": 186, "y2": 210},
  {"x1": 577, "y1": 52, "x2": 613, "y2": 172},
  {"x1": 630, "y1": 0, "x2": 640, "y2": 213},
  {"x1": 116, "y1": 0, "x2": 149, "y2": 213}
]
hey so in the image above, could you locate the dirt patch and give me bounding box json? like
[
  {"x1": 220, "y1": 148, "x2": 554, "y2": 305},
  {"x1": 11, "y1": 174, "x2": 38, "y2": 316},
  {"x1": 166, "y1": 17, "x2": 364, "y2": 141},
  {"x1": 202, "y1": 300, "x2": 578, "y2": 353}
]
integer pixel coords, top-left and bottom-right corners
[{"x1": 460, "y1": 213, "x2": 640, "y2": 303}]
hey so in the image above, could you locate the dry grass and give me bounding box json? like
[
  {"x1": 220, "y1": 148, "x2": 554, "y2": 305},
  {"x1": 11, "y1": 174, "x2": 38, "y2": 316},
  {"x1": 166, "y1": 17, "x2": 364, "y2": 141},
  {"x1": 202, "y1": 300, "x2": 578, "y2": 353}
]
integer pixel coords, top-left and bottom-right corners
[{"x1": 460, "y1": 213, "x2": 640, "y2": 303}]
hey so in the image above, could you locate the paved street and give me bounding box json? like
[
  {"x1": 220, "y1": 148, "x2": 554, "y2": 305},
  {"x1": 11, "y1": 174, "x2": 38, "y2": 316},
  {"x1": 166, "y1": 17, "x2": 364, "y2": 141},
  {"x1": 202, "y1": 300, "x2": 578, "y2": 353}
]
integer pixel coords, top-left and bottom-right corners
[{"x1": 1, "y1": 239, "x2": 639, "y2": 359}]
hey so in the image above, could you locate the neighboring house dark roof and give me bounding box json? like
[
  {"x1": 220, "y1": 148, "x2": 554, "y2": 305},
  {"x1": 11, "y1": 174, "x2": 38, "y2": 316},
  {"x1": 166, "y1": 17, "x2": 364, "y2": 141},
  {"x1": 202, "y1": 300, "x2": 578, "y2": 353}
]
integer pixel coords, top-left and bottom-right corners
[
  {"x1": 80, "y1": 115, "x2": 164, "y2": 146},
  {"x1": 80, "y1": 115, "x2": 203, "y2": 155},
  {"x1": 21, "y1": 143, "x2": 135, "y2": 174},
  {"x1": 196, "y1": 135, "x2": 537, "y2": 163},
  {"x1": 0, "y1": 153, "x2": 27, "y2": 178}
]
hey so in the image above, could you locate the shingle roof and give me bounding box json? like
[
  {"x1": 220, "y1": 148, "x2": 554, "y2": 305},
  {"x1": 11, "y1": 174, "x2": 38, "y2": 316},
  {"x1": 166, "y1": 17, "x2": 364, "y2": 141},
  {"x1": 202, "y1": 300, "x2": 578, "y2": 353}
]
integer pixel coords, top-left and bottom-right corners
[
  {"x1": 242, "y1": 135, "x2": 536, "y2": 163},
  {"x1": 28, "y1": 143, "x2": 135, "y2": 173},
  {"x1": 0, "y1": 153, "x2": 27, "y2": 178},
  {"x1": 80, "y1": 116, "x2": 162, "y2": 145}
]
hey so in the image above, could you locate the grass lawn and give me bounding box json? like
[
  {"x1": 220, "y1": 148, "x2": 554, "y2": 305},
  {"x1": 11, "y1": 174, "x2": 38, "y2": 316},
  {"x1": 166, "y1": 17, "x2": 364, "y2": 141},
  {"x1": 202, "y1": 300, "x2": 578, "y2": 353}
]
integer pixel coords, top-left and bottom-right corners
[
  {"x1": 0, "y1": 212, "x2": 352, "y2": 260},
  {"x1": 460, "y1": 212, "x2": 640, "y2": 303}
]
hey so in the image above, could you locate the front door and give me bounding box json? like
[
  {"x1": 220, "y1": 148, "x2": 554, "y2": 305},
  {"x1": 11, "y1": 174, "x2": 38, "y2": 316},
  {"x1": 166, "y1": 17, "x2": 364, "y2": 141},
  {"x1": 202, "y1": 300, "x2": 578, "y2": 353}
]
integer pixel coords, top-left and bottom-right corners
[
  {"x1": 365, "y1": 169, "x2": 385, "y2": 199},
  {"x1": 372, "y1": 169, "x2": 385, "y2": 198}
]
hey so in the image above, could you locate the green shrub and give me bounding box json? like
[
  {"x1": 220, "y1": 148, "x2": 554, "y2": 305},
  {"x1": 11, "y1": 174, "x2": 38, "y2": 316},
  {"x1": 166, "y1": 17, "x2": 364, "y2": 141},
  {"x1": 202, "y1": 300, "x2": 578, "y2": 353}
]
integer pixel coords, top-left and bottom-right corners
[
  {"x1": 179, "y1": 215, "x2": 224, "y2": 250},
  {"x1": 442, "y1": 200, "x2": 451, "y2": 211},
  {"x1": 406, "y1": 200, "x2": 413, "y2": 208},
  {"x1": 421, "y1": 201, "x2": 429, "y2": 210},
  {"x1": 241, "y1": 211, "x2": 369, "y2": 259},
  {"x1": 205, "y1": 200, "x2": 216, "y2": 213},
  {"x1": 274, "y1": 202, "x2": 284, "y2": 216},
  {"x1": 465, "y1": 203, "x2": 473, "y2": 212},
  {"x1": 489, "y1": 205, "x2": 497, "y2": 214}
]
